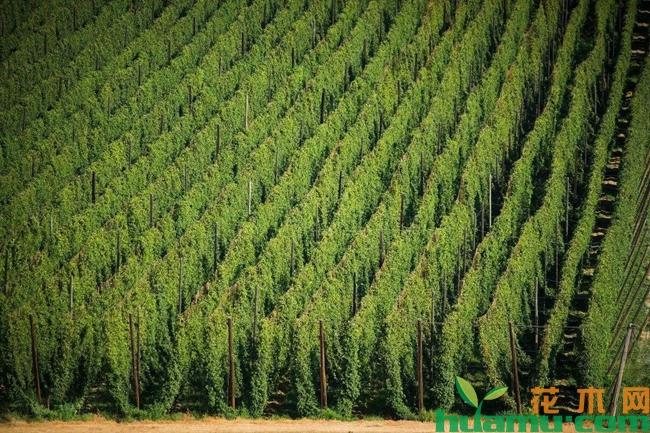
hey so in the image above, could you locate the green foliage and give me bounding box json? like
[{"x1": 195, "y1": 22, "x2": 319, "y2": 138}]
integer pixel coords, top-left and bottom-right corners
[
  {"x1": 476, "y1": 0, "x2": 617, "y2": 393},
  {"x1": 581, "y1": 45, "x2": 650, "y2": 386},
  {"x1": 536, "y1": 0, "x2": 638, "y2": 385},
  {"x1": 0, "y1": 0, "x2": 640, "y2": 419}
]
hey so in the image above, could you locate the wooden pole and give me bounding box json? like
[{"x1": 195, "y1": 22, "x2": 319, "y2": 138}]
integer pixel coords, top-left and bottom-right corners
[
  {"x1": 535, "y1": 278, "x2": 539, "y2": 347},
  {"x1": 129, "y1": 314, "x2": 140, "y2": 409},
  {"x1": 69, "y1": 275, "x2": 74, "y2": 315},
  {"x1": 116, "y1": 231, "x2": 121, "y2": 270},
  {"x1": 555, "y1": 223, "x2": 560, "y2": 286},
  {"x1": 319, "y1": 88, "x2": 326, "y2": 124},
  {"x1": 91, "y1": 171, "x2": 96, "y2": 204},
  {"x1": 245, "y1": 93, "x2": 249, "y2": 130},
  {"x1": 442, "y1": 277, "x2": 448, "y2": 314},
  {"x1": 227, "y1": 316, "x2": 235, "y2": 409},
  {"x1": 213, "y1": 223, "x2": 219, "y2": 275},
  {"x1": 509, "y1": 322, "x2": 522, "y2": 414},
  {"x1": 3, "y1": 248, "x2": 8, "y2": 294},
  {"x1": 319, "y1": 320, "x2": 327, "y2": 409},
  {"x1": 253, "y1": 285, "x2": 259, "y2": 341},
  {"x1": 400, "y1": 193, "x2": 404, "y2": 231},
  {"x1": 338, "y1": 171, "x2": 343, "y2": 200},
  {"x1": 481, "y1": 202, "x2": 485, "y2": 239},
  {"x1": 290, "y1": 241, "x2": 295, "y2": 277},
  {"x1": 274, "y1": 152, "x2": 278, "y2": 183},
  {"x1": 149, "y1": 193, "x2": 153, "y2": 228},
  {"x1": 188, "y1": 85, "x2": 192, "y2": 115},
  {"x1": 565, "y1": 176, "x2": 570, "y2": 237},
  {"x1": 248, "y1": 180, "x2": 253, "y2": 216},
  {"x1": 379, "y1": 230, "x2": 385, "y2": 267},
  {"x1": 462, "y1": 230, "x2": 467, "y2": 272},
  {"x1": 128, "y1": 138, "x2": 133, "y2": 167},
  {"x1": 178, "y1": 256, "x2": 183, "y2": 313},
  {"x1": 352, "y1": 272, "x2": 357, "y2": 316},
  {"x1": 136, "y1": 311, "x2": 141, "y2": 395},
  {"x1": 29, "y1": 315, "x2": 41, "y2": 404},
  {"x1": 419, "y1": 152, "x2": 424, "y2": 196},
  {"x1": 609, "y1": 323, "x2": 633, "y2": 416},
  {"x1": 215, "y1": 124, "x2": 221, "y2": 161},
  {"x1": 488, "y1": 174, "x2": 493, "y2": 229},
  {"x1": 241, "y1": 31, "x2": 245, "y2": 55},
  {"x1": 417, "y1": 319, "x2": 424, "y2": 414}
]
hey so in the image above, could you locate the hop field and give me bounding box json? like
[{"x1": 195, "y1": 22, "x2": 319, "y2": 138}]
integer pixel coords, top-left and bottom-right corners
[{"x1": 0, "y1": 0, "x2": 648, "y2": 420}]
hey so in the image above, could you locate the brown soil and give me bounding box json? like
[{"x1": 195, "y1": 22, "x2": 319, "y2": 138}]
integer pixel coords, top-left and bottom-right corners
[{"x1": 0, "y1": 416, "x2": 588, "y2": 433}]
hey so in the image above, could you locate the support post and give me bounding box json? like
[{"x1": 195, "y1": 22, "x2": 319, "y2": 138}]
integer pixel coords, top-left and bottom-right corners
[
  {"x1": 565, "y1": 176, "x2": 570, "y2": 237},
  {"x1": 178, "y1": 256, "x2": 183, "y2": 313},
  {"x1": 253, "y1": 285, "x2": 259, "y2": 341},
  {"x1": 149, "y1": 193, "x2": 153, "y2": 228},
  {"x1": 352, "y1": 272, "x2": 357, "y2": 316},
  {"x1": 417, "y1": 319, "x2": 424, "y2": 414},
  {"x1": 488, "y1": 174, "x2": 493, "y2": 229},
  {"x1": 400, "y1": 193, "x2": 404, "y2": 231},
  {"x1": 319, "y1": 320, "x2": 327, "y2": 409},
  {"x1": 69, "y1": 275, "x2": 74, "y2": 315},
  {"x1": 215, "y1": 124, "x2": 221, "y2": 161},
  {"x1": 29, "y1": 315, "x2": 41, "y2": 404},
  {"x1": 609, "y1": 324, "x2": 633, "y2": 416},
  {"x1": 481, "y1": 202, "x2": 485, "y2": 239},
  {"x1": 3, "y1": 248, "x2": 8, "y2": 295},
  {"x1": 116, "y1": 231, "x2": 121, "y2": 270},
  {"x1": 91, "y1": 171, "x2": 96, "y2": 204},
  {"x1": 509, "y1": 321, "x2": 522, "y2": 414},
  {"x1": 245, "y1": 93, "x2": 249, "y2": 130},
  {"x1": 379, "y1": 230, "x2": 385, "y2": 267},
  {"x1": 248, "y1": 180, "x2": 253, "y2": 216},
  {"x1": 188, "y1": 85, "x2": 192, "y2": 115},
  {"x1": 319, "y1": 88, "x2": 326, "y2": 124},
  {"x1": 227, "y1": 316, "x2": 235, "y2": 409},
  {"x1": 213, "y1": 224, "x2": 219, "y2": 275},
  {"x1": 535, "y1": 278, "x2": 539, "y2": 347},
  {"x1": 129, "y1": 314, "x2": 140, "y2": 409}
]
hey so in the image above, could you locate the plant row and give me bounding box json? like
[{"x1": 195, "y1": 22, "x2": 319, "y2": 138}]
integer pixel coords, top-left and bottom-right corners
[
  {"x1": 536, "y1": 0, "x2": 638, "y2": 385},
  {"x1": 475, "y1": 0, "x2": 617, "y2": 392},
  {"x1": 291, "y1": 0, "x2": 535, "y2": 417},
  {"x1": 581, "y1": 48, "x2": 650, "y2": 387}
]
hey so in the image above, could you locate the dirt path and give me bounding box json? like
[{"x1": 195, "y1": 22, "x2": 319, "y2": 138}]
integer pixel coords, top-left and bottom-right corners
[
  {"x1": 0, "y1": 417, "x2": 590, "y2": 433},
  {"x1": 0, "y1": 418, "x2": 435, "y2": 433}
]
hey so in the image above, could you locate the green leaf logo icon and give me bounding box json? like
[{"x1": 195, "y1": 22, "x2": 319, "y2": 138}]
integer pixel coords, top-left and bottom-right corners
[
  {"x1": 483, "y1": 385, "x2": 508, "y2": 401},
  {"x1": 455, "y1": 376, "x2": 479, "y2": 408}
]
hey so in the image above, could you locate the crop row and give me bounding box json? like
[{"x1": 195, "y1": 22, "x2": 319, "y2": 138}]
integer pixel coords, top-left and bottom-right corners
[
  {"x1": 290, "y1": 0, "x2": 536, "y2": 417},
  {"x1": 475, "y1": 0, "x2": 617, "y2": 392},
  {"x1": 2, "y1": 0, "x2": 295, "y2": 313},
  {"x1": 0, "y1": 0, "x2": 235, "y2": 208},
  {"x1": 536, "y1": 0, "x2": 638, "y2": 385},
  {"x1": 581, "y1": 51, "x2": 650, "y2": 387},
  {"x1": 1, "y1": 0, "x2": 152, "y2": 123}
]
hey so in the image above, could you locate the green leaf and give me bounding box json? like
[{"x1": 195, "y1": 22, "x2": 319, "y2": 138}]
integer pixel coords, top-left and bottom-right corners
[
  {"x1": 483, "y1": 385, "x2": 508, "y2": 401},
  {"x1": 455, "y1": 376, "x2": 478, "y2": 408}
]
